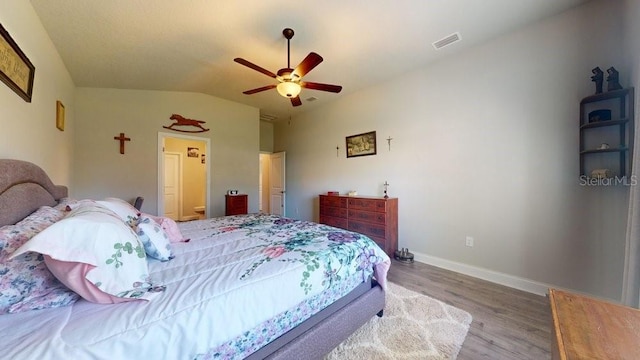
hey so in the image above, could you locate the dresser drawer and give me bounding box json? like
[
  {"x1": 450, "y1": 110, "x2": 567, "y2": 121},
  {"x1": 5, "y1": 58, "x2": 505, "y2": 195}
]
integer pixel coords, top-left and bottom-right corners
[
  {"x1": 347, "y1": 198, "x2": 387, "y2": 213},
  {"x1": 319, "y1": 194, "x2": 397, "y2": 257},
  {"x1": 368, "y1": 235, "x2": 387, "y2": 251},
  {"x1": 320, "y1": 195, "x2": 347, "y2": 208},
  {"x1": 348, "y1": 220, "x2": 387, "y2": 239},
  {"x1": 225, "y1": 194, "x2": 248, "y2": 216},
  {"x1": 321, "y1": 206, "x2": 348, "y2": 219},
  {"x1": 320, "y1": 215, "x2": 348, "y2": 229},
  {"x1": 348, "y1": 209, "x2": 385, "y2": 225}
]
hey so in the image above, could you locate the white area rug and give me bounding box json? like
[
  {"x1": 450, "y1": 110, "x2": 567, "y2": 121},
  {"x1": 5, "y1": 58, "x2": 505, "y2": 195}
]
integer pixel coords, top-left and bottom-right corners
[{"x1": 325, "y1": 282, "x2": 472, "y2": 360}]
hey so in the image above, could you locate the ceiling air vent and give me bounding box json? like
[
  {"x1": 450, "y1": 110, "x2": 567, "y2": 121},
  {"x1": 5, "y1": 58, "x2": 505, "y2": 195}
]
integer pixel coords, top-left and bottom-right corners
[
  {"x1": 260, "y1": 113, "x2": 278, "y2": 122},
  {"x1": 432, "y1": 32, "x2": 461, "y2": 50}
]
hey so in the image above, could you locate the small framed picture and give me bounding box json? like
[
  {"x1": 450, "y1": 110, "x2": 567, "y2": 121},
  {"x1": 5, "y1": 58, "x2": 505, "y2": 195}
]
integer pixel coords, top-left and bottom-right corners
[
  {"x1": 56, "y1": 101, "x2": 65, "y2": 131},
  {"x1": 187, "y1": 147, "x2": 199, "y2": 157}
]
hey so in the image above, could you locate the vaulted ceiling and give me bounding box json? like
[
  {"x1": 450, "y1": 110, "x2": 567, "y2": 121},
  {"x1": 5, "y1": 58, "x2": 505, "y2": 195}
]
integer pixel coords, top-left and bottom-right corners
[{"x1": 30, "y1": 0, "x2": 589, "y2": 121}]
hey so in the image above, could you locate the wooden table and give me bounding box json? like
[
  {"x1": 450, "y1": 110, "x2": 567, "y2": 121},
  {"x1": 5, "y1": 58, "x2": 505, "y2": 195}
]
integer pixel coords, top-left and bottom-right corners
[{"x1": 549, "y1": 288, "x2": 640, "y2": 359}]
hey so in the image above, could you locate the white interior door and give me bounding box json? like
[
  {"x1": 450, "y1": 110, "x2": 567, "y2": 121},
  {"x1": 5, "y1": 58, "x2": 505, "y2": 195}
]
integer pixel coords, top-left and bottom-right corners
[
  {"x1": 259, "y1": 154, "x2": 270, "y2": 213},
  {"x1": 269, "y1": 152, "x2": 285, "y2": 216},
  {"x1": 163, "y1": 152, "x2": 182, "y2": 220}
]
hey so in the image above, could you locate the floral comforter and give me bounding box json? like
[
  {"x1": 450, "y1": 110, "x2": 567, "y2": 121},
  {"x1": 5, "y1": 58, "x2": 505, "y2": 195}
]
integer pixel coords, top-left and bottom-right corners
[
  {"x1": 177, "y1": 214, "x2": 390, "y2": 359},
  {"x1": 0, "y1": 213, "x2": 389, "y2": 360}
]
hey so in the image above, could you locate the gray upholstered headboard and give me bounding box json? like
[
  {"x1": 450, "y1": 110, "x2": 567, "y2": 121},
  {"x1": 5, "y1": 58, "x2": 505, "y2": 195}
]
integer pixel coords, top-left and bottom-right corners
[{"x1": 0, "y1": 159, "x2": 68, "y2": 227}]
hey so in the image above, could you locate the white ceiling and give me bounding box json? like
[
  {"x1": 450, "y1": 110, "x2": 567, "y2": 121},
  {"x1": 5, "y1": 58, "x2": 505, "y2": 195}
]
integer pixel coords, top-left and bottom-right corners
[{"x1": 30, "y1": 0, "x2": 589, "y2": 121}]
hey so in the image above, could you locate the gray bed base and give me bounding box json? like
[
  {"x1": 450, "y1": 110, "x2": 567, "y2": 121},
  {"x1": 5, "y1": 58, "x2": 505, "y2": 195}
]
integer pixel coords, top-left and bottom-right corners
[
  {"x1": 249, "y1": 280, "x2": 385, "y2": 360},
  {"x1": 0, "y1": 159, "x2": 386, "y2": 359}
]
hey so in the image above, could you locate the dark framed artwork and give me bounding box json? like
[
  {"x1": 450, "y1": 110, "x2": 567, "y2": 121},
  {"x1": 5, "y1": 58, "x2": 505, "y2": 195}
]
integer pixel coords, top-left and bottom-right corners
[
  {"x1": 187, "y1": 147, "x2": 199, "y2": 157},
  {"x1": 346, "y1": 131, "x2": 377, "y2": 158},
  {"x1": 0, "y1": 24, "x2": 35, "y2": 102}
]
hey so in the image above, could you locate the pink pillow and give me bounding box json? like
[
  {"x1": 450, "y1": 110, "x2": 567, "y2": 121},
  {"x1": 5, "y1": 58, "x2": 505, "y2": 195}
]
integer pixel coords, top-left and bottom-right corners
[
  {"x1": 44, "y1": 256, "x2": 139, "y2": 304},
  {"x1": 142, "y1": 213, "x2": 189, "y2": 243}
]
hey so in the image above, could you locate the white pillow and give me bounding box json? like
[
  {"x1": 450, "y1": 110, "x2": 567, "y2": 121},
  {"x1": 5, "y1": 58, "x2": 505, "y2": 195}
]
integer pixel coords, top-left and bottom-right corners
[
  {"x1": 11, "y1": 202, "x2": 164, "y2": 303},
  {"x1": 136, "y1": 215, "x2": 174, "y2": 261},
  {"x1": 97, "y1": 197, "x2": 140, "y2": 226}
]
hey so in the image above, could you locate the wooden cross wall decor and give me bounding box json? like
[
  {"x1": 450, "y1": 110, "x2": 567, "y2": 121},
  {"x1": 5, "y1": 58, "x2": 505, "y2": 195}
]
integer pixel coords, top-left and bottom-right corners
[{"x1": 114, "y1": 133, "x2": 131, "y2": 154}]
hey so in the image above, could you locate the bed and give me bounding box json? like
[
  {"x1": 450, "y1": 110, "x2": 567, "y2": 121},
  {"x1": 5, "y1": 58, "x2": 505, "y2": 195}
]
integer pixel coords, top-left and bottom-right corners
[{"x1": 0, "y1": 159, "x2": 390, "y2": 359}]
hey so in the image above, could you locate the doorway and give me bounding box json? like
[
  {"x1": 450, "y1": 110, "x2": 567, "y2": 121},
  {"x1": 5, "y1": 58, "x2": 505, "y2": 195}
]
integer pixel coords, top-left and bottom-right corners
[
  {"x1": 163, "y1": 152, "x2": 182, "y2": 220},
  {"x1": 259, "y1": 151, "x2": 286, "y2": 216},
  {"x1": 158, "y1": 132, "x2": 210, "y2": 220}
]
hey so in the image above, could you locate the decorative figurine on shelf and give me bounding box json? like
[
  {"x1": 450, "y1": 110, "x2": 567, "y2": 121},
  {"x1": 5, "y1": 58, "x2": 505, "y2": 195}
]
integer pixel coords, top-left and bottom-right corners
[
  {"x1": 591, "y1": 67, "x2": 603, "y2": 94},
  {"x1": 383, "y1": 181, "x2": 389, "y2": 199},
  {"x1": 606, "y1": 67, "x2": 623, "y2": 91}
]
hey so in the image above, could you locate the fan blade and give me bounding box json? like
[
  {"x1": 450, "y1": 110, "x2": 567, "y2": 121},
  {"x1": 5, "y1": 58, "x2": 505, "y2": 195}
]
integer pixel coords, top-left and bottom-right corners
[
  {"x1": 291, "y1": 96, "x2": 302, "y2": 107},
  {"x1": 301, "y1": 81, "x2": 342, "y2": 93},
  {"x1": 234, "y1": 58, "x2": 277, "y2": 78},
  {"x1": 243, "y1": 84, "x2": 276, "y2": 95},
  {"x1": 292, "y1": 52, "x2": 323, "y2": 79}
]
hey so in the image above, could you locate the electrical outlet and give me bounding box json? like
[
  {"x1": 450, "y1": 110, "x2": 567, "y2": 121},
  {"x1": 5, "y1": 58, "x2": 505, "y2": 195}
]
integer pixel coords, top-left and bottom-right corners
[{"x1": 465, "y1": 236, "x2": 474, "y2": 247}]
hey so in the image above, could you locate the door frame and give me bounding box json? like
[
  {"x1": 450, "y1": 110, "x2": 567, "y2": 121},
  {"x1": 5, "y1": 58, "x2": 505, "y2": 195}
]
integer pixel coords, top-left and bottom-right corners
[{"x1": 157, "y1": 132, "x2": 211, "y2": 218}]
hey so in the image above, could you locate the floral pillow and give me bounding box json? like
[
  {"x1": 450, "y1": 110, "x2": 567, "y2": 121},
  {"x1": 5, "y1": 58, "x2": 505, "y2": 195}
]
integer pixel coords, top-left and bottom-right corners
[
  {"x1": 96, "y1": 197, "x2": 141, "y2": 227},
  {"x1": 142, "y1": 213, "x2": 190, "y2": 243},
  {"x1": 11, "y1": 202, "x2": 165, "y2": 304},
  {"x1": 0, "y1": 206, "x2": 79, "y2": 314},
  {"x1": 136, "y1": 215, "x2": 174, "y2": 261}
]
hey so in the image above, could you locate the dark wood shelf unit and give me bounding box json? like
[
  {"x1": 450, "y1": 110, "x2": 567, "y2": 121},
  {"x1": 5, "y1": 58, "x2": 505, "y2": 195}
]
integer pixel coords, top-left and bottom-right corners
[
  {"x1": 580, "y1": 118, "x2": 629, "y2": 130},
  {"x1": 579, "y1": 87, "x2": 634, "y2": 178},
  {"x1": 319, "y1": 194, "x2": 398, "y2": 257}
]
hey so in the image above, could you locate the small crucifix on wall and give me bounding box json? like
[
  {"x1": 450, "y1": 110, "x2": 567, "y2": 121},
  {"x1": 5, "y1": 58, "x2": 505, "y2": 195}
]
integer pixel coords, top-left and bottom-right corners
[
  {"x1": 383, "y1": 181, "x2": 389, "y2": 199},
  {"x1": 386, "y1": 136, "x2": 393, "y2": 151},
  {"x1": 114, "y1": 132, "x2": 131, "y2": 154}
]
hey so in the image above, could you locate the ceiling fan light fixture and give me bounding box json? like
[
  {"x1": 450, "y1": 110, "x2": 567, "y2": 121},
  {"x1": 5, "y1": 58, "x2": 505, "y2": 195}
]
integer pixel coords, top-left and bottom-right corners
[{"x1": 277, "y1": 81, "x2": 301, "y2": 98}]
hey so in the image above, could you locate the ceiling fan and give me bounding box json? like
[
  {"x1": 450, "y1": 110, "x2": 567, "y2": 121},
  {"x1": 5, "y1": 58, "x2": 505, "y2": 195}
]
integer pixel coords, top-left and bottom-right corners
[{"x1": 234, "y1": 28, "x2": 342, "y2": 107}]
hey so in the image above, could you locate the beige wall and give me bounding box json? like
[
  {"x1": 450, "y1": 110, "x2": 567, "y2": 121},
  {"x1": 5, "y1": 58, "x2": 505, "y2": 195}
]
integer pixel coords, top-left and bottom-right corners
[
  {"x1": 1, "y1": 3, "x2": 263, "y2": 218},
  {"x1": 0, "y1": 1, "x2": 75, "y2": 185},
  {"x1": 260, "y1": 121, "x2": 274, "y2": 152},
  {"x1": 73, "y1": 88, "x2": 260, "y2": 217},
  {"x1": 165, "y1": 137, "x2": 207, "y2": 219},
  {"x1": 275, "y1": 0, "x2": 629, "y2": 301}
]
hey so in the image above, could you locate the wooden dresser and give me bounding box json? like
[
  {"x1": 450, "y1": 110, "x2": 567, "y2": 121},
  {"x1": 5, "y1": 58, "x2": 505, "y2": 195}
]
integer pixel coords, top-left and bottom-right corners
[
  {"x1": 319, "y1": 194, "x2": 398, "y2": 256},
  {"x1": 550, "y1": 288, "x2": 640, "y2": 360},
  {"x1": 225, "y1": 194, "x2": 248, "y2": 216}
]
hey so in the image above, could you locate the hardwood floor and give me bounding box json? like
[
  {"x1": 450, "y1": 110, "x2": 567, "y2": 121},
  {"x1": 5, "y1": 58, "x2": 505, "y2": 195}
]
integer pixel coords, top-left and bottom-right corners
[{"x1": 387, "y1": 259, "x2": 551, "y2": 360}]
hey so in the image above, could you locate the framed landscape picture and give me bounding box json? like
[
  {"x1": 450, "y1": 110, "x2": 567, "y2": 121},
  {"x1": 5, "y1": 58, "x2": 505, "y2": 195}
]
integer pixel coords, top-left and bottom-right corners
[{"x1": 346, "y1": 131, "x2": 377, "y2": 158}]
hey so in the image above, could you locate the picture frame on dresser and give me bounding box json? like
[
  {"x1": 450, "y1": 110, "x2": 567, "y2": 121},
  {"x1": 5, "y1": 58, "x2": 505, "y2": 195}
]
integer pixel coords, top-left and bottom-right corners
[{"x1": 346, "y1": 131, "x2": 377, "y2": 158}]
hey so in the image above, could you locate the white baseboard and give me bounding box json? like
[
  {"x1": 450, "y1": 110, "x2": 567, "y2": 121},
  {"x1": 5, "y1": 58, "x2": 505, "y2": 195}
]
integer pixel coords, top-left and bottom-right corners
[
  {"x1": 411, "y1": 251, "x2": 554, "y2": 296},
  {"x1": 180, "y1": 215, "x2": 200, "y2": 221}
]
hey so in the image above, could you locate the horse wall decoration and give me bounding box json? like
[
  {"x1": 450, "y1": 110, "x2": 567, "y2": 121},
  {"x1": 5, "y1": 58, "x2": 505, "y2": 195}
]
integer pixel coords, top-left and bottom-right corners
[{"x1": 163, "y1": 114, "x2": 210, "y2": 133}]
